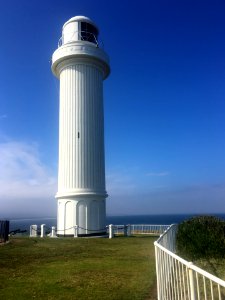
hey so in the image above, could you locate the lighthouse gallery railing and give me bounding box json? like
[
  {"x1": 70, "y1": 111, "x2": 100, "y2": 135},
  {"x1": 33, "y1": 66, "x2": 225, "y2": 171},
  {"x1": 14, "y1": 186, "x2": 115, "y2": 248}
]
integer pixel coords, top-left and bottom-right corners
[{"x1": 154, "y1": 224, "x2": 225, "y2": 300}]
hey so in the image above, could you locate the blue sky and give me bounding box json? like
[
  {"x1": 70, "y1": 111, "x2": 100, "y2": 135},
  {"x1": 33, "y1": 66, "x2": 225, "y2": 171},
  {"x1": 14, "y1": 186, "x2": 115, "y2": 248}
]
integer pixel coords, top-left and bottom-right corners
[{"x1": 0, "y1": 0, "x2": 225, "y2": 218}]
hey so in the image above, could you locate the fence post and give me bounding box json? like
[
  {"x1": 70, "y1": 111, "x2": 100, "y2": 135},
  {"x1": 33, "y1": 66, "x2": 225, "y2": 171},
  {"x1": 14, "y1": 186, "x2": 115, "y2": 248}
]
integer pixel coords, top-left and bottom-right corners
[
  {"x1": 5, "y1": 220, "x2": 9, "y2": 242},
  {"x1": 0, "y1": 220, "x2": 9, "y2": 243},
  {"x1": 188, "y1": 263, "x2": 196, "y2": 300},
  {"x1": 109, "y1": 224, "x2": 114, "y2": 239},
  {"x1": 30, "y1": 225, "x2": 38, "y2": 237},
  {"x1": 124, "y1": 225, "x2": 128, "y2": 236},
  {"x1": 51, "y1": 226, "x2": 56, "y2": 238},
  {"x1": 127, "y1": 224, "x2": 131, "y2": 236},
  {"x1": 74, "y1": 225, "x2": 78, "y2": 238},
  {"x1": 154, "y1": 242, "x2": 161, "y2": 300},
  {"x1": 40, "y1": 224, "x2": 46, "y2": 238},
  {"x1": 160, "y1": 225, "x2": 163, "y2": 234}
]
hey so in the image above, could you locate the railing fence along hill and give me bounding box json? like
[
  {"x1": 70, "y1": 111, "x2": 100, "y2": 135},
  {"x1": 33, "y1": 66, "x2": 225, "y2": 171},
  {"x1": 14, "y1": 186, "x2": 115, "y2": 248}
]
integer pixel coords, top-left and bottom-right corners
[
  {"x1": 112, "y1": 224, "x2": 169, "y2": 235},
  {"x1": 154, "y1": 224, "x2": 225, "y2": 300},
  {"x1": 29, "y1": 224, "x2": 170, "y2": 238}
]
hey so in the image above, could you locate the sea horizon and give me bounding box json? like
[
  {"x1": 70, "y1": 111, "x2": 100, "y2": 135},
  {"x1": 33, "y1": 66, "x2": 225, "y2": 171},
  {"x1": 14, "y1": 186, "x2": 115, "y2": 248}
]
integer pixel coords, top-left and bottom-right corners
[
  {"x1": 6, "y1": 212, "x2": 225, "y2": 233},
  {"x1": 3, "y1": 211, "x2": 225, "y2": 221}
]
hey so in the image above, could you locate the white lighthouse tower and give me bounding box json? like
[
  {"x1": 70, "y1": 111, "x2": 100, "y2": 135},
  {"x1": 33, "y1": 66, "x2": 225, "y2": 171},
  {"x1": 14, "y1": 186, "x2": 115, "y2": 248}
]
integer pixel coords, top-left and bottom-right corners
[{"x1": 52, "y1": 16, "x2": 110, "y2": 236}]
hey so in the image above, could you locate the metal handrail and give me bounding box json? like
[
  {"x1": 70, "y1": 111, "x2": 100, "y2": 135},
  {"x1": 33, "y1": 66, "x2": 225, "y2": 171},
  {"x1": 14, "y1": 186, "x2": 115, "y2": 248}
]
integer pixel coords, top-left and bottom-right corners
[
  {"x1": 58, "y1": 31, "x2": 99, "y2": 48},
  {"x1": 154, "y1": 224, "x2": 225, "y2": 299}
]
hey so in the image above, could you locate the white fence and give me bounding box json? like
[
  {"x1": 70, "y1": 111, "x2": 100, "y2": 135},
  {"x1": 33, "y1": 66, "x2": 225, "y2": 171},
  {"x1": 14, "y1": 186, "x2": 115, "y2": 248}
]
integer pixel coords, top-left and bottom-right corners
[
  {"x1": 112, "y1": 224, "x2": 169, "y2": 235},
  {"x1": 154, "y1": 224, "x2": 225, "y2": 300}
]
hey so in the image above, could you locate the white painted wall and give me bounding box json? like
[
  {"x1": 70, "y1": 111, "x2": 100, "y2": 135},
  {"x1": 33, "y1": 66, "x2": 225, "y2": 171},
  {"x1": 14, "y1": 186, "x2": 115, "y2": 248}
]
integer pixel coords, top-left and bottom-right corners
[
  {"x1": 63, "y1": 21, "x2": 79, "y2": 44},
  {"x1": 58, "y1": 64, "x2": 105, "y2": 192}
]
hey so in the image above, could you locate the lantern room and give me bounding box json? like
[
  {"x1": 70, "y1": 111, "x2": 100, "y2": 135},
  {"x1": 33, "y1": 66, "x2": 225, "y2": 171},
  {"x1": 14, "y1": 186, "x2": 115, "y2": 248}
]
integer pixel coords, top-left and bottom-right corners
[{"x1": 61, "y1": 16, "x2": 99, "y2": 46}]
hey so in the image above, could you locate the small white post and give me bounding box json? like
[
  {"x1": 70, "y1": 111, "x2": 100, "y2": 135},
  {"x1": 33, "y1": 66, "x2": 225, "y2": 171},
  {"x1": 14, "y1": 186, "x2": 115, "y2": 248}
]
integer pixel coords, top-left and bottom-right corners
[
  {"x1": 51, "y1": 226, "x2": 56, "y2": 238},
  {"x1": 74, "y1": 225, "x2": 78, "y2": 238},
  {"x1": 109, "y1": 224, "x2": 114, "y2": 239},
  {"x1": 40, "y1": 224, "x2": 46, "y2": 238},
  {"x1": 30, "y1": 225, "x2": 37, "y2": 237}
]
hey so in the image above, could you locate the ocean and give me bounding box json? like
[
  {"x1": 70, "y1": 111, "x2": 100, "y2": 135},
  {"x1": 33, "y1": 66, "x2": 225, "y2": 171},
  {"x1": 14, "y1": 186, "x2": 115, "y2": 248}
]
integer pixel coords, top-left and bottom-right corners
[{"x1": 8, "y1": 213, "x2": 225, "y2": 234}]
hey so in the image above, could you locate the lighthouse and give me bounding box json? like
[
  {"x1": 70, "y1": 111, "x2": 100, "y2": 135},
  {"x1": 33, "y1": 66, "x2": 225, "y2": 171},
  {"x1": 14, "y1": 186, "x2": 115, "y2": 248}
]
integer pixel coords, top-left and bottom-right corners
[{"x1": 52, "y1": 16, "x2": 110, "y2": 236}]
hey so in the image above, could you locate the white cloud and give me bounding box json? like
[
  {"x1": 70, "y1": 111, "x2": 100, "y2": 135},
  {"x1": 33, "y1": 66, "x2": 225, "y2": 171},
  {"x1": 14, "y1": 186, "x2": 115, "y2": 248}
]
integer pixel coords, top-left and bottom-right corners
[
  {"x1": 106, "y1": 182, "x2": 225, "y2": 216},
  {"x1": 0, "y1": 140, "x2": 57, "y2": 218},
  {"x1": 106, "y1": 168, "x2": 139, "y2": 195},
  {"x1": 106, "y1": 167, "x2": 225, "y2": 215},
  {"x1": 106, "y1": 167, "x2": 170, "y2": 199},
  {"x1": 1, "y1": 139, "x2": 223, "y2": 218}
]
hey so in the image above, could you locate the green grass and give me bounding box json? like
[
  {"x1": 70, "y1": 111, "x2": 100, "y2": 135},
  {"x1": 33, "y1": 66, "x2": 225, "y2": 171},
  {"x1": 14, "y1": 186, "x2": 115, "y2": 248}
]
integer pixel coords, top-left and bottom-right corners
[{"x1": 0, "y1": 236, "x2": 157, "y2": 300}]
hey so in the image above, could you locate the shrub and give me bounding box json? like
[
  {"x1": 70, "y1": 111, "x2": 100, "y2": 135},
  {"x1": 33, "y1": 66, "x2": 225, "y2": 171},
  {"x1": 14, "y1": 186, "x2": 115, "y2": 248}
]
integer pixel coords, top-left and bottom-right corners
[{"x1": 176, "y1": 215, "x2": 225, "y2": 260}]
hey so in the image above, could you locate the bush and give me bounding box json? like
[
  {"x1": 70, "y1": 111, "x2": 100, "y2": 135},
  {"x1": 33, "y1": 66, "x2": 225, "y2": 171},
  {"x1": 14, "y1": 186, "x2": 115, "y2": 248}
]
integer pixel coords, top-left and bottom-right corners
[{"x1": 176, "y1": 215, "x2": 225, "y2": 260}]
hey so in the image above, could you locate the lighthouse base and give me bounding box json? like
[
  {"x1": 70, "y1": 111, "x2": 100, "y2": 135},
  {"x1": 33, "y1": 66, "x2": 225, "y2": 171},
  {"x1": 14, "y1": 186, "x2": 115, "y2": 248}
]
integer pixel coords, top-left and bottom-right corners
[{"x1": 56, "y1": 197, "x2": 106, "y2": 237}]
